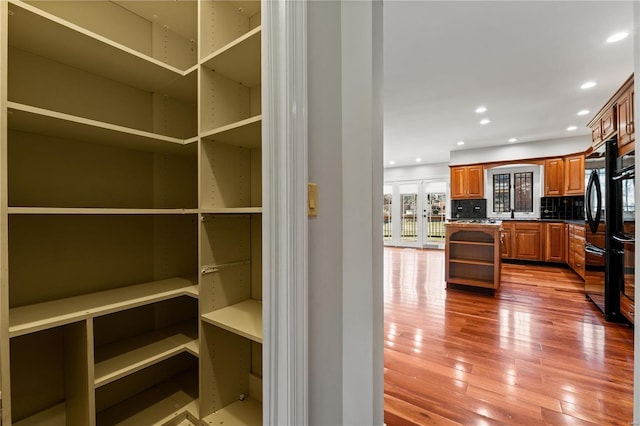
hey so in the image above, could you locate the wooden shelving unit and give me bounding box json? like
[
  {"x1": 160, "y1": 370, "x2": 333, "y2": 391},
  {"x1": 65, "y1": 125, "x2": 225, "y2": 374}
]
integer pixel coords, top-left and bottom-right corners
[
  {"x1": 445, "y1": 223, "x2": 502, "y2": 292},
  {"x1": 0, "y1": 0, "x2": 264, "y2": 424}
]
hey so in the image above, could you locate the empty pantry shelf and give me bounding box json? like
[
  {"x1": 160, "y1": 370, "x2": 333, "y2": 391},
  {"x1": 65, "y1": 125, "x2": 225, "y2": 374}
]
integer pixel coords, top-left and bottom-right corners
[
  {"x1": 201, "y1": 300, "x2": 262, "y2": 343},
  {"x1": 201, "y1": 26, "x2": 261, "y2": 87},
  {"x1": 9, "y1": 276, "x2": 198, "y2": 337},
  {"x1": 94, "y1": 321, "x2": 199, "y2": 387},
  {"x1": 7, "y1": 102, "x2": 195, "y2": 155},
  {"x1": 8, "y1": 0, "x2": 189, "y2": 92}
]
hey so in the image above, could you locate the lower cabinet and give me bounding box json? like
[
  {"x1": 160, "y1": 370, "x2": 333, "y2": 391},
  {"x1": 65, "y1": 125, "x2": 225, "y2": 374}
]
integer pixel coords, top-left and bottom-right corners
[
  {"x1": 620, "y1": 292, "x2": 635, "y2": 324},
  {"x1": 501, "y1": 221, "x2": 586, "y2": 280},
  {"x1": 500, "y1": 225, "x2": 513, "y2": 259},
  {"x1": 568, "y1": 223, "x2": 586, "y2": 279},
  {"x1": 543, "y1": 222, "x2": 566, "y2": 263},
  {"x1": 501, "y1": 221, "x2": 542, "y2": 261}
]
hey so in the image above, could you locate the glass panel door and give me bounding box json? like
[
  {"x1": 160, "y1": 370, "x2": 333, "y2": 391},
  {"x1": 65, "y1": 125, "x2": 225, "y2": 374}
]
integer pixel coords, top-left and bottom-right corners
[
  {"x1": 399, "y1": 183, "x2": 419, "y2": 246},
  {"x1": 423, "y1": 181, "x2": 447, "y2": 248},
  {"x1": 383, "y1": 185, "x2": 392, "y2": 242}
]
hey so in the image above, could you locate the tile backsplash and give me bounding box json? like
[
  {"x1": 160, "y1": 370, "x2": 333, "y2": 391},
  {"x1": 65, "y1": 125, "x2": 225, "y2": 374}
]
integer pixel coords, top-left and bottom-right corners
[{"x1": 540, "y1": 196, "x2": 584, "y2": 220}]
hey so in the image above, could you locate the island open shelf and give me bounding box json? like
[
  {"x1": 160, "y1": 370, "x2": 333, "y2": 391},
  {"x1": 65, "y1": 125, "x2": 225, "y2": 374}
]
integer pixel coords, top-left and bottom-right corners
[{"x1": 445, "y1": 222, "x2": 502, "y2": 293}]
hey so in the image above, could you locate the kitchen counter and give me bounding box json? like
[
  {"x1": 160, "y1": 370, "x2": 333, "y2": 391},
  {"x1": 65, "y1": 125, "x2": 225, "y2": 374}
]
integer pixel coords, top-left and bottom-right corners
[
  {"x1": 487, "y1": 217, "x2": 585, "y2": 225},
  {"x1": 446, "y1": 220, "x2": 502, "y2": 227}
]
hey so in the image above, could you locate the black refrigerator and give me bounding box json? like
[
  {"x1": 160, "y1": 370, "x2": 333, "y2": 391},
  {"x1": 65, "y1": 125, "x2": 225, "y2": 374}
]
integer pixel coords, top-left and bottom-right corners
[{"x1": 584, "y1": 137, "x2": 622, "y2": 321}]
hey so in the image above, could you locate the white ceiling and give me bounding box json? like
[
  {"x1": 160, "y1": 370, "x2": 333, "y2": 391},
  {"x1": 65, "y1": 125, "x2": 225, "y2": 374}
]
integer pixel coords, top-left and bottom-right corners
[{"x1": 383, "y1": 1, "x2": 635, "y2": 167}]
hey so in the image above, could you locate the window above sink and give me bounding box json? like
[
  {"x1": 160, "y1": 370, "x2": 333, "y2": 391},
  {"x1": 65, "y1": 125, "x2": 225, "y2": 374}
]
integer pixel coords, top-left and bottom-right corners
[{"x1": 485, "y1": 164, "x2": 542, "y2": 219}]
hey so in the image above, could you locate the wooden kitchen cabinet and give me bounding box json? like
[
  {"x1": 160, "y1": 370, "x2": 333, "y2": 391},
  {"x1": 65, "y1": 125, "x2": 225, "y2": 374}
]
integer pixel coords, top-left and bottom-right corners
[
  {"x1": 620, "y1": 292, "x2": 635, "y2": 325},
  {"x1": 543, "y1": 222, "x2": 566, "y2": 263},
  {"x1": 600, "y1": 108, "x2": 616, "y2": 142},
  {"x1": 588, "y1": 74, "x2": 634, "y2": 151},
  {"x1": 568, "y1": 223, "x2": 586, "y2": 279},
  {"x1": 450, "y1": 165, "x2": 484, "y2": 199},
  {"x1": 501, "y1": 221, "x2": 542, "y2": 261},
  {"x1": 544, "y1": 158, "x2": 564, "y2": 196},
  {"x1": 564, "y1": 154, "x2": 585, "y2": 195},
  {"x1": 500, "y1": 222, "x2": 513, "y2": 259},
  {"x1": 513, "y1": 222, "x2": 542, "y2": 261},
  {"x1": 445, "y1": 222, "x2": 501, "y2": 292},
  {"x1": 617, "y1": 83, "x2": 635, "y2": 149}
]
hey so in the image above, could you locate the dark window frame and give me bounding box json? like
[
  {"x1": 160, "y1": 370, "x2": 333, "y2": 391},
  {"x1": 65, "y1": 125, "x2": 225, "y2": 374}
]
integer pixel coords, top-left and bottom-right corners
[{"x1": 491, "y1": 170, "x2": 534, "y2": 213}]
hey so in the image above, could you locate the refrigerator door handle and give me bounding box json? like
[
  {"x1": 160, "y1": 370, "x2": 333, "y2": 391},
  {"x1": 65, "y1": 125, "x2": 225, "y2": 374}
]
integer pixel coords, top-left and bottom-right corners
[
  {"x1": 585, "y1": 169, "x2": 602, "y2": 234},
  {"x1": 585, "y1": 242, "x2": 606, "y2": 256},
  {"x1": 613, "y1": 233, "x2": 636, "y2": 244}
]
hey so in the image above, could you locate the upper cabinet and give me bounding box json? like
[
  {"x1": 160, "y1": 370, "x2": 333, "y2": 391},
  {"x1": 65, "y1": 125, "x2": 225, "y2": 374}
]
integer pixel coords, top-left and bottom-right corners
[
  {"x1": 543, "y1": 154, "x2": 585, "y2": 197},
  {"x1": 564, "y1": 154, "x2": 585, "y2": 195},
  {"x1": 617, "y1": 83, "x2": 635, "y2": 148},
  {"x1": 588, "y1": 74, "x2": 634, "y2": 154},
  {"x1": 450, "y1": 165, "x2": 484, "y2": 199},
  {"x1": 544, "y1": 158, "x2": 564, "y2": 196}
]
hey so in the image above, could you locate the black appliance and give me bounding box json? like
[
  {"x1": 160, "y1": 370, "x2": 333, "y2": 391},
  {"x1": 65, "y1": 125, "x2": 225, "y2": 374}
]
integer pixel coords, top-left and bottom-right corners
[
  {"x1": 612, "y1": 149, "x2": 635, "y2": 321},
  {"x1": 584, "y1": 137, "x2": 621, "y2": 320},
  {"x1": 451, "y1": 199, "x2": 487, "y2": 219}
]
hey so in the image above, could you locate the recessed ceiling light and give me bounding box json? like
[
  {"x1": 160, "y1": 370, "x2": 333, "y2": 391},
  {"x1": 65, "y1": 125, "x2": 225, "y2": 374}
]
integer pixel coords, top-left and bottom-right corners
[
  {"x1": 480, "y1": 118, "x2": 490, "y2": 125},
  {"x1": 475, "y1": 106, "x2": 487, "y2": 113},
  {"x1": 607, "y1": 31, "x2": 629, "y2": 43},
  {"x1": 508, "y1": 138, "x2": 518, "y2": 143},
  {"x1": 416, "y1": 158, "x2": 422, "y2": 162},
  {"x1": 389, "y1": 160, "x2": 395, "y2": 165},
  {"x1": 457, "y1": 141, "x2": 465, "y2": 146},
  {"x1": 577, "y1": 110, "x2": 590, "y2": 116},
  {"x1": 581, "y1": 81, "x2": 596, "y2": 89},
  {"x1": 567, "y1": 126, "x2": 577, "y2": 131}
]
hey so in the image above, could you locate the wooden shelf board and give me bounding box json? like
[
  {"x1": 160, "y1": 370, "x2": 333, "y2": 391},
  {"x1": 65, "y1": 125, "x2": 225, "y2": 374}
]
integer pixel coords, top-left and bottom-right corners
[
  {"x1": 13, "y1": 403, "x2": 66, "y2": 426},
  {"x1": 447, "y1": 276, "x2": 496, "y2": 289},
  {"x1": 96, "y1": 372, "x2": 198, "y2": 426},
  {"x1": 8, "y1": 207, "x2": 199, "y2": 215},
  {"x1": 7, "y1": 102, "x2": 196, "y2": 156},
  {"x1": 202, "y1": 397, "x2": 262, "y2": 426},
  {"x1": 201, "y1": 115, "x2": 262, "y2": 149},
  {"x1": 200, "y1": 207, "x2": 262, "y2": 215},
  {"x1": 94, "y1": 321, "x2": 198, "y2": 388},
  {"x1": 201, "y1": 26, "x2": 261, "y2": 87},
  {"x1": 201, "y1": 300, "x2": 262, "y2": 344},
  {"x1": 449, "y1": 240, "x2": 494, "y2": 246},
  {"x1": 9, "y1": 276, "x2": 198, "y2": 338},
  {"x1": 448, "y1": 258, "x2": 495, "y2": 266},
  {"x1": 8, "y1": 1, "x2": 191, "y2": 94}
]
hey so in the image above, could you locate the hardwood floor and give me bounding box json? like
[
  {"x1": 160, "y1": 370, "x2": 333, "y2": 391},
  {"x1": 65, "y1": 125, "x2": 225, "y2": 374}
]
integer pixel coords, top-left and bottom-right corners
[{"x1": 384, "y1": 247, "x2": 634, "y2": 425}]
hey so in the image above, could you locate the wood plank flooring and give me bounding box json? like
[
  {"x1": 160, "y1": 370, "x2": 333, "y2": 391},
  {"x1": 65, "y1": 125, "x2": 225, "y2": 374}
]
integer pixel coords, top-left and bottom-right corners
[{"x1": 384, "y1": 247, "x2": 634, "y2": 425}]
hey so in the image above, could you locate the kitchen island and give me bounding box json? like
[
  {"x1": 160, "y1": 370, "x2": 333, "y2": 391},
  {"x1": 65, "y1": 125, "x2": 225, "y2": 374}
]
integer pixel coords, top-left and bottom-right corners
[{"x1": 445, "y1": 220, "x2": 502, "y2": 294}]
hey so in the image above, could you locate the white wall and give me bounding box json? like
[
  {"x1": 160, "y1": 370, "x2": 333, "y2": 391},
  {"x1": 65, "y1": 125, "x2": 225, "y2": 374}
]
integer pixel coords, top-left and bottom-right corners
[
  {"x1": 307, "y1": 1, "x2": 384, "y2": 424},
  {"x1": 384, "y1": 161, "x2": 449, "y2": 182},
  {"x1": 450, "y1": 135, "x2": 591, "y2": 165},
  {"x1": 307, "y1": 1, "x2": 344, "y2": 424}
]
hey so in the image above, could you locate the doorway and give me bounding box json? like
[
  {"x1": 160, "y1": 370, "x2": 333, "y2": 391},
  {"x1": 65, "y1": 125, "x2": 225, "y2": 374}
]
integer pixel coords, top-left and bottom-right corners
[{"x1": 384, "y1": 180, "x2": 447, "y2": 249}]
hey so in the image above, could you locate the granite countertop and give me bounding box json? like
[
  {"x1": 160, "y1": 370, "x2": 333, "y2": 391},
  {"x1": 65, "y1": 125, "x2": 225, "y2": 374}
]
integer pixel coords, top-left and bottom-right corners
[
  {"x1": 446, "y1": 219, "x2": 502, "y2": 227},
  {"x1": 488, "y1": 217, "x2": 585, "y2": 224}
]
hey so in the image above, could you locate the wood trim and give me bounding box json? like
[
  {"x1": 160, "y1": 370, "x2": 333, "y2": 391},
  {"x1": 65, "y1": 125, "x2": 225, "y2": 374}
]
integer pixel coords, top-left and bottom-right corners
[
  {"x1": 586, "y1": 74, "x2": 634, "y2": 128},
  {"x1": 263, "y1": 0, "x2": 309, "y2": 424},
  {"x1": 450, "y1": 149, "x2": 590, "y2": 170}
]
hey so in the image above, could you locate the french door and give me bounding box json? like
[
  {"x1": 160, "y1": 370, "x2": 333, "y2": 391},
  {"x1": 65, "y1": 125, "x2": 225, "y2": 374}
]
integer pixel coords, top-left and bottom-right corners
[{"x1": 384, "y1": 180, "x2": 447, "y2": 249}]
